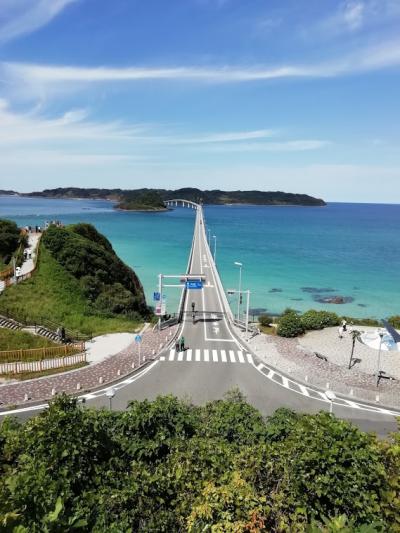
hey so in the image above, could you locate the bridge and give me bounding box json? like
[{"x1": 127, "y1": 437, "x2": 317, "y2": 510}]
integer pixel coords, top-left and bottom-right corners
[
  {"x1": 87, "y1": 201, "x2": 398, "y2": 434},
  {"x1": 7, "y1": 202, "x2": 400, "y2": 433}
]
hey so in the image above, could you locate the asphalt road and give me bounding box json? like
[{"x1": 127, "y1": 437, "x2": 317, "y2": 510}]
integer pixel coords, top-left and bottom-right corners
[{"x1": 4, "y1": 203, "x2": 399, "y2": 435}]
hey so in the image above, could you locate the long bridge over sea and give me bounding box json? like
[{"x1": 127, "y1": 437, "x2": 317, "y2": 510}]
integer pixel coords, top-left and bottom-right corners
[{"x1": 3, "y1": 200, "x2": 399, "y2": 433}]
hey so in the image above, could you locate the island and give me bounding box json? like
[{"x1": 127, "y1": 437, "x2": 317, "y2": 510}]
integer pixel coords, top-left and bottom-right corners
[{"x1": 22, "y1": 187, "x2": 326, "y2": 208}]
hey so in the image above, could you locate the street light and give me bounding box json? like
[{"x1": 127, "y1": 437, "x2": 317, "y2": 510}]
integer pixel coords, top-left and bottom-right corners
[
  {"x1": 208, "y1": 228, "x2": 211, "y2": 244},
  {"x1": 213, "y1": 235, "x2": 217, "y2": 264},
  {"x1": 105, "y1": 387, "x2": 116, "y2": 410},
  {"x1": 325, "y1": 390, "x2": 336, "y2": 414},
  {"x1": 376, "y1": 330, "x2": 385, "y2": 387},
  {"x1": 234, "y1": 262, "x2": 243, "y2": 321}
]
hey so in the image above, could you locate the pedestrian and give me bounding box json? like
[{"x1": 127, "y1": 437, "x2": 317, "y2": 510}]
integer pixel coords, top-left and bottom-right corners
[
  {"x1": 175, "y1": 340, "x2": 180, "y2": 352},
  {"x1": 56, "y1": 327, "x2": 62, "y2": 341},
  {"x1": 61, "y1": 326, "x2": 66, "y2": 342},
  {"x1": 180, "y1": 336, "x2": 185, "y2": 352},
  {"x1": 342, "y1": 319, "x2": 347, "y2": 332}
]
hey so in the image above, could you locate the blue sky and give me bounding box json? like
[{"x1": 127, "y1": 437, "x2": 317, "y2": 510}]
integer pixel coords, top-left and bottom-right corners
[{"x1": 0, "y1": 0, "x2": 399, "y2": 202}]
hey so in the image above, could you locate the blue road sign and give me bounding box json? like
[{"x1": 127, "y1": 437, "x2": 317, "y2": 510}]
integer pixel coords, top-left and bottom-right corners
[
  {"x1": 153, "y1": 292, "x2": 160, "y2": 301},
  {"x1": 135, "y1": 334, "x2": 142, "y2": 343},
  {"x1": 186, "y1": 280, "x2": 203, "y2": 289}
]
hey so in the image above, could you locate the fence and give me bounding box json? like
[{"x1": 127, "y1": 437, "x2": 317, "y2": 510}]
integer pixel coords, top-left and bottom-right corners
[
  {"x1": 0, "y1": 352, "x2": 86, "y2": 375},
  {"x1": 0, "y1": 342, "x2": 85, "y2": 363}
]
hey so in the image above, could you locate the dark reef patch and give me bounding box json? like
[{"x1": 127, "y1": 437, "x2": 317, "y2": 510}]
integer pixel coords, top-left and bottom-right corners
[
  {"x1": 313, "y1": 295, "x2": 354, "y2": 304},
  {"x1": 301, "y1": 287, "x2": 336, "y2": 294}
]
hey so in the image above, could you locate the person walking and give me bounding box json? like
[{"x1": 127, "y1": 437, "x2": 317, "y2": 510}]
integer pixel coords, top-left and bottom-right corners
[{"x1": 180, "y1": 336, "x2": 185, "y2": 352}]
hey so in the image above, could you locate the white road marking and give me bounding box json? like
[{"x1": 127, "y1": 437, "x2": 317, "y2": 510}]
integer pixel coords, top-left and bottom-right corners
[
  {"x1": 195, "y1": 349, "x2": 201, "y2": 362},
  {"x1": 299, "y1": 384, "x2": 310, "y2": 396},
  {"x1": 237, "y1": 351, "x2": 245, "y2": 364},
  {"x1": 169, "y1": 349, "x2": 175, "y2": 361},
  {"x1": 344, "y1": 400, "x2": 361, "y2": 409},
  {"x1": 159, "y1": 356, "x2": 165, "y2": 361},
  {"x1": 221, "y1": 350, "x2": 227, "y2": 362},
  {"x1": 229, "y1": 350, "x2": 236, "y2": 363},
  {"x1": 267, "y1": 369, "x2": 275, "y2": 379},
  {"x1": 186, "y1": 349, "x2": 192, "y2": 361},
  {"x1": 246, "y1": 353, "x2": 254, "y2": 364},
  {"x1": 281, "y1": 376, "x2": 289, "y2": 388},
  {"x1": 178, "y1": 351, "x2": 184, "y2": 362},
  {"x1": 212, "y1": 349, "x2": 218, "y2": 362},
  {"x1": 204, "y1": 349, "x2": 210, "y2": 362}
]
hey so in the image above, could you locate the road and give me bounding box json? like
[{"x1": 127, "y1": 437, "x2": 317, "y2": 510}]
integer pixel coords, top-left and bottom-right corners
[{"x1": 5, "y1": 204, "x2": 399, "y2": 434}]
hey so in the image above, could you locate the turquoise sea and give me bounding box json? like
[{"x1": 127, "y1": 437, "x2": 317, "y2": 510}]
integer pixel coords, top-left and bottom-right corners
[{"x1": 1, "y1": 195, "x2": 399, "y2": 320}]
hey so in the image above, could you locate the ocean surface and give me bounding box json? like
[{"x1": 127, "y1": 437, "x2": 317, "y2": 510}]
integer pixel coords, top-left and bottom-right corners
[{"x1": 1, "y1": 195, "x2": 399, "y2": 320}]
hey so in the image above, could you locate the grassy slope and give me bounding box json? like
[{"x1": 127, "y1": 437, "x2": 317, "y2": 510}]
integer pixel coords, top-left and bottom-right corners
[
  {"x1": 0, "y1": 246, "x2": 141, "y2": 336},
  {"x1": 0, "y1": 328, "x2": 57, "y2": 350}
]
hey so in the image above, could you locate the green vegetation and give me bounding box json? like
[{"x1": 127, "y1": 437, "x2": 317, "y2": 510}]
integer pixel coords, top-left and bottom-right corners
[
  {"x1": 0, "y1": 392, "x2": 398, "y2": 531},
  {"x1": 116, "y1": 190, "x2": 167, "y2": 211},
  {"x1": 0, "y1": 220, "x2": 26, "y2": 269},
  {"x1": 301, "y1": 309, "x2": 341, "y2": 330},
  {"x1": 0, "y1": 224, "x2": 148, "y2": 336},
  {"x1": 26, "y1": 186, "x2": 327, "y2": 207},
  {"x1": 388, "y1": 316, "x2": 400, "y2": 329},
  {"x1": 0, "y1": 329, "x2": 57, "y2": 351},
  {"x1": 277, "y1": 309, "x2": 306, "y2": 337}
]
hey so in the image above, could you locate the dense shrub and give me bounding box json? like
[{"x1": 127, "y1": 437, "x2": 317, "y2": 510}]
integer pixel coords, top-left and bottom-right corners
[
  {"x1": 277, "y1": 310, "x2": 305, "y2": 337},
  {"x1": 42, "y1": 224, "x2": 149, "y2": 318},
  {"x1": 0, "y1": 394, "x2": 397, "y2": 532},
  {"x1": 258, "y1": 313, "x2": 273, "y2": 327},
  {"x1": 301, "y1": 309, "x2": 340, "y2": 330},
  {"x1": 388, "y1": 315, "x2": 400, "y2": 330},
  {"x1": 0, "y1": 219, "x2": 22, "y2": 265}
]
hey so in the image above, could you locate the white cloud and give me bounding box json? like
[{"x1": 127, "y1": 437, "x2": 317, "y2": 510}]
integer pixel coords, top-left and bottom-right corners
[
  {"x1": 2, "y1": 36, "x2": 400, "y2": 99},
  {"x1": 198, "y1": 140, "x2": 330, "y2": 152},
  {"x1": 0, "y1": 0, "x2": 78, "y2": 43}
]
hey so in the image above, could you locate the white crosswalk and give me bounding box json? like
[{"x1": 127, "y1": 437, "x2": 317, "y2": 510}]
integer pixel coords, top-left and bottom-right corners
[{"x1": 160, "y1": 349, "x2": 253, "y2": 364}]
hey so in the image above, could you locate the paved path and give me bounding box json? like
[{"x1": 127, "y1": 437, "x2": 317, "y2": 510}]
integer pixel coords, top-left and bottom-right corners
[
  {"x1": 20, "y1": 232, "x2": 40, "y2": 276},
  {"x1": 85, "y1": 332, "x2": 137, "y2": 363}
]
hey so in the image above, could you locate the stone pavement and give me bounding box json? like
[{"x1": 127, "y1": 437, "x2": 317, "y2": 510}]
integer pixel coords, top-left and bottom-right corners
[
  {"x1": 240, "y1": 328, "x2": 400, "y2": 409},
  {"x1": 0, "y1": 325, "x2": 178, "y2": 407}
]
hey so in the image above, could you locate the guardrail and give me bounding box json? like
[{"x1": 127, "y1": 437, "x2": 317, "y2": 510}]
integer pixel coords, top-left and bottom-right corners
[
  {"x1": 0, "y1": 342, "x2": 85, "y2": 363},
  {"x1": 0, "y1": 351, "x2": 86, "y2": 375}
]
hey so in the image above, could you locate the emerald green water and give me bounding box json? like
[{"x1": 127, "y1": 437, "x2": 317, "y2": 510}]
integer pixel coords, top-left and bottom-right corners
[{"x1": 1, "y1": 196, "x2": 399, "y2": 320}]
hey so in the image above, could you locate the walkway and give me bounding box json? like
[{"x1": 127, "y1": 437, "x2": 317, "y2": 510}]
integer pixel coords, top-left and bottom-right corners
[
  {"x1": 0, "y1": 325, "x2": 177, "y2": 407},
  {"x1": 20, "y1": 232, "x2": 40, "y2": 277}
]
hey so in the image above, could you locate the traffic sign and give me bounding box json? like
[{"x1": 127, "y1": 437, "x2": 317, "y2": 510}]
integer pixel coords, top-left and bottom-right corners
[
  {"x1": 153, "y1": 292, "x2": 161, "y2": 301},
  {"x1": 186, "y1": 280, "x2": 203, "y2": 289},
  {"x1": 135, "y1": 334, "x2": 142, "y2": 343}
]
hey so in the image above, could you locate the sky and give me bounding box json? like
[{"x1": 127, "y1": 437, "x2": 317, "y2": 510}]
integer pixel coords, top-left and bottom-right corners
[{"x1": 0, "y1": 0, "x2": 399, "y2": 202}]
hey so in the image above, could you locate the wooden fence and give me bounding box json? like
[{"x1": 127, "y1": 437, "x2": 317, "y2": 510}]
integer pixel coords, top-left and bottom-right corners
[
  {"x1": 0, "y1": 352, "x2": 86, "y2": 375},
  {"x1": 0, "y1": 343, "x2": 85, "y2": 363}
]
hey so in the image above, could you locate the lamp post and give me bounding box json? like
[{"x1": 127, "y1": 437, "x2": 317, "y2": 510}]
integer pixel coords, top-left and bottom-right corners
[
  {"x1": 376, "y1": 330, "x2": 384, "y2": 386},
  {"x1": 213, "y1": 235, "x2": 217, "y2": 264},
  {"x1": 208, "y1": 228, "x2": 211, "y2": 245},
  {"x1": 234, "y1": 262, "x2": 243, "y2": 321},
  {"x1": 105, "y1": 387, "x2": 116, "y2": 410}
]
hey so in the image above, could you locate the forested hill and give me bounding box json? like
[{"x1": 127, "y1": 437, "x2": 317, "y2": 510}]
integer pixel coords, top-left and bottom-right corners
[
  {"x1": 24, "y1": 187, "x2": 326, "y2": 207},
  {"x1": 41, "y1": 223, "x2": 149, "y2": 318}
]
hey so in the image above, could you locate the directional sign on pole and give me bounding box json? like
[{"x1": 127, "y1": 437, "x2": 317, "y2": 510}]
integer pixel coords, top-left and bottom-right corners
[
  {"x1": 153, "y1": 292, "x2": 160, "y2": 301},
  {"x1": 186, "y1": 280, "x2": 203, "y2": 289},
  {"x1": 160, "y1": 295, "x2": 167, "y2": 315},
  {"x1": 135, "y1": 334, "x2": 142, "y2": 343}
]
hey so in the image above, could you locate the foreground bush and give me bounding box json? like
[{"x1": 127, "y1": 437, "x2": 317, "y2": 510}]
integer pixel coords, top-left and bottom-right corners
[
  {"x1": 1, "y1": 392, "x2": 398, "y2": 531},
  {"x1": 388, "y1": 315, "x2": 400, "y2": 330}
]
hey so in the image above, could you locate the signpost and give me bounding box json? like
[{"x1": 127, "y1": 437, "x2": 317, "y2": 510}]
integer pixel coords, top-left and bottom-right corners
[
  {"x1": 185, "y1": 280, "x2": 203, "y2": 289},
  {"x1": 135, "y1": 334, "x2": 142, "y2": 365},
  {"x1": 153, "y1": 292, "x2": 160, "y2": 301}
]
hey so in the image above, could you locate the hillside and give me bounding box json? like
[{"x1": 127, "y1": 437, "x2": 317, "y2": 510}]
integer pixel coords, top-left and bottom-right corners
[
  {"x1": 116, "y1": 190, "x2": 168, "y2": 211},
  {"x1": 24, "y1": 187, "x2": 326, "y2": 207},
  {"x1": 0, "y1": 223, "x2": 149, "y2": 335}
]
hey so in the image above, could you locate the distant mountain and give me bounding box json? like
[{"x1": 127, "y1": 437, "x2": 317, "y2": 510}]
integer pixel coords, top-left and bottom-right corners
[
  {"x1": 0, "y1": 190, "x2": 18, "y2": 196},
  {"x1": 24, "y1": 187, "x2": 326, "y2": 207}
]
